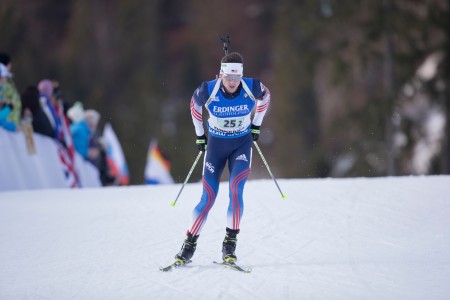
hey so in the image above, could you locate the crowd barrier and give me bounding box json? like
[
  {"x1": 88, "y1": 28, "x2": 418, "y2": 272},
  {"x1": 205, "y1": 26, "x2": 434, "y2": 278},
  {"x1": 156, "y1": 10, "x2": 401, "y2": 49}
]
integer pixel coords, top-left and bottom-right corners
[{"x1": 0, "y1": 128, "x2": 101, "y2": 192}]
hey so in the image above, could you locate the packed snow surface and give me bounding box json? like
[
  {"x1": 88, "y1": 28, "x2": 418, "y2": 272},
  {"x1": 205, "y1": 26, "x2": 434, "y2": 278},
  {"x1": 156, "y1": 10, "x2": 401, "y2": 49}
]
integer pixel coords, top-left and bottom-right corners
[{"x1": 1, "y1": 176, "x2": 449, "y2": 300}]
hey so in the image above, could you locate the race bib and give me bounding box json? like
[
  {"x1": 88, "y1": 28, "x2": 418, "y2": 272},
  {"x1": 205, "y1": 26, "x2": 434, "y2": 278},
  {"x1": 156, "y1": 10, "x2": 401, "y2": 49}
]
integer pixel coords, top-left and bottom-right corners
[{"x1": 216, "y1": 117, "x2": 245, "y2": 131}]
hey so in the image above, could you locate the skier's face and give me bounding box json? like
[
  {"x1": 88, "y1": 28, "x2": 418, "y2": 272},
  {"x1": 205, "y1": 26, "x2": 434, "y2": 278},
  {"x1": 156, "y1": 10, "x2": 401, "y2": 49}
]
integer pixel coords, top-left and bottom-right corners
[{"x1": 221, "y1": 74, "x2": 241, "y2": 94}]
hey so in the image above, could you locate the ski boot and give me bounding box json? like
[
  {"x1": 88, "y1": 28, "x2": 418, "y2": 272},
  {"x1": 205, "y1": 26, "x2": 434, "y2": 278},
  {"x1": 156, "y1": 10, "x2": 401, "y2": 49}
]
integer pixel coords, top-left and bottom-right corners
[
  {"x1": 175, "y1": 232, "x2": 199, "y2": 265},
  {"x1": 222, "y1": 228, "x2": 239, "y2": 263}
]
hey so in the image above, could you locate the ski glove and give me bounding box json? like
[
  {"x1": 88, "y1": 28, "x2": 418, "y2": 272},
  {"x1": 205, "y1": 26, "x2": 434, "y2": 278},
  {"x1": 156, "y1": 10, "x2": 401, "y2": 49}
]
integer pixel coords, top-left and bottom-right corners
[
  {"x1": 196, "y1": 134, "x2": 207, "y2": 152},
  {"x1": 250, "y1": 124, "x2": 260, "y2": 141}
]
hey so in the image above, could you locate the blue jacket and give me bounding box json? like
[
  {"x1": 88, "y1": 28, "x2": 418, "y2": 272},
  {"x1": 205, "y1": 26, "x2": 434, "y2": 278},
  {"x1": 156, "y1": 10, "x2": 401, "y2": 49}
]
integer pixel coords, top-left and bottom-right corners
[
  {"x1": 0, "y1": 105, "x2": 17, "y2": 132},
  {"x1": 70, "y1": 120, "x2": 91, "y2": 159}
]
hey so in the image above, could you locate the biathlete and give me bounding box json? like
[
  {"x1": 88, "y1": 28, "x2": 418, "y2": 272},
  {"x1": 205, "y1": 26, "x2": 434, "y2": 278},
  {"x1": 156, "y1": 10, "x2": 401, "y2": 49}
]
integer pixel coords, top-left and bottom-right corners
[{"x1": 174, "y1": 52, "x2": 271, "y2": 265}]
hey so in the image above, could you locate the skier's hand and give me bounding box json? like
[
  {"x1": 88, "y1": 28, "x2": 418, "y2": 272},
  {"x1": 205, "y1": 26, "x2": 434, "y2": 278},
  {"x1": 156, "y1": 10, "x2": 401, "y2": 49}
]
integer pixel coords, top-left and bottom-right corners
[
  {"x1": 196, "y1": 134, "x2": 207, "y2": 152},
  {"x1": 250, "y1": 124, "x2": 260, "y2": 141}
]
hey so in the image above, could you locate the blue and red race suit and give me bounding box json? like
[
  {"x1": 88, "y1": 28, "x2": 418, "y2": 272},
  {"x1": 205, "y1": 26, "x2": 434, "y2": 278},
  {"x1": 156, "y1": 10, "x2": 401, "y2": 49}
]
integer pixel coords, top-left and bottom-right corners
[{"x1": 188, "y1": 77, "x2": 270, "y2": 235}]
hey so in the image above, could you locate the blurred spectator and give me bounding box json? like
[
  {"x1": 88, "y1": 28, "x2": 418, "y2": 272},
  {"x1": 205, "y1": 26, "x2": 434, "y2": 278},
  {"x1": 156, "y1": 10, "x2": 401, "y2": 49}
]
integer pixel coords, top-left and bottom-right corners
[
  {"x1": 39, "y1": 79, "x2": 79, "y2": 187},
  {"x1": 70, "y1": 109, "x2": 100, "y2": 160},
  {"x1": 0, "y1": 53, "x2": 21, "y2": 126},
  {"x1": 20, "y1": 85, "x2": 55, "y2": 138},
  {"x1": 67, "y1": 101, "x2": 84, "y2": 124},
  {"x1": 38, "y1": 79, "x2": 72, "y2": 146},
  {"x1": 38, "y1": 79, "x2": 58, "y2": 134},
  {"x1": 0, "y1": 64, "x2": 16, "y2": 131},
  {"x1": 67, "y1": 104, "x2": 117, "y2": 185}
]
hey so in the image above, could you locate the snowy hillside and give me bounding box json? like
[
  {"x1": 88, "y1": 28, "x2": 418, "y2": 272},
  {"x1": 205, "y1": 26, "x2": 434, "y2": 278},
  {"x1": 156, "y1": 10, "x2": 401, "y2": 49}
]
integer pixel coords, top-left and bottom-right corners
[{"x1": 1, "y1": 176, "x2": 449, "y2": 300}]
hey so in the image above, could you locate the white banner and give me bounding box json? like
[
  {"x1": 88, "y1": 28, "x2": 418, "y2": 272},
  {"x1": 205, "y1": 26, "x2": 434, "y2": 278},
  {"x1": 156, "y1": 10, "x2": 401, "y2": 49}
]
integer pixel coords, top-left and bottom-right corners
[{"x1": 0, "y1": 128, "x2": 101, "y2": 191}]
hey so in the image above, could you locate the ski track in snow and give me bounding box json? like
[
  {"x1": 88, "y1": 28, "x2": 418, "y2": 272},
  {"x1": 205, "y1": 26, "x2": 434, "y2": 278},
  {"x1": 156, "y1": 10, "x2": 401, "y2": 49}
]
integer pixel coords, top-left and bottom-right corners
[{"x1": 1, "y1": 176, "x2": 450, "y2": 300}]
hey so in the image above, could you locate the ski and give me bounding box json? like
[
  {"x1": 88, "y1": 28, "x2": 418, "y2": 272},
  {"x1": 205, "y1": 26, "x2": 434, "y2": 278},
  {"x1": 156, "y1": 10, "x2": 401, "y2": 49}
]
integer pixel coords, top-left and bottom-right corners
[
  {"x1": 159, "y1": 259, "x2": 191, "y2": 272},
  {"x1": 213, "y1": 261, "x2": 252, "y2": 273}
]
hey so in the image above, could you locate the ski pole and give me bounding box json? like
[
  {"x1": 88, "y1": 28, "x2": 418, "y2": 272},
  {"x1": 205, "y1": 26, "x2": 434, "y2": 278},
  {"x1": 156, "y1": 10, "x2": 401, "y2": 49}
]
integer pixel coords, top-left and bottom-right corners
[
  {"x1": 253, "y1": 141, "x2": 287, "y2": 199},
  {"x1": 170, "y1": 151, "x2": 204, "y2": 207}
]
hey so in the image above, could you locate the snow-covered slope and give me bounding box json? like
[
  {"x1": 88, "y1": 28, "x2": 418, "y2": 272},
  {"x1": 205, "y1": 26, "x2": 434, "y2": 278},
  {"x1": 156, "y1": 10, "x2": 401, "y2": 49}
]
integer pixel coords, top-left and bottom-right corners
[{"x1": 1, "y1": 176, "x2": 449, "y2": 300}]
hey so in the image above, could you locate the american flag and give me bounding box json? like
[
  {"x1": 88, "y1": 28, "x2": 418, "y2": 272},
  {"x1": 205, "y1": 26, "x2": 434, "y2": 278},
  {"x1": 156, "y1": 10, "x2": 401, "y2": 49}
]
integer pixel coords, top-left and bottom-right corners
[{"x1": 56, "y1": 100, "x2": 79, "y2": 188}]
